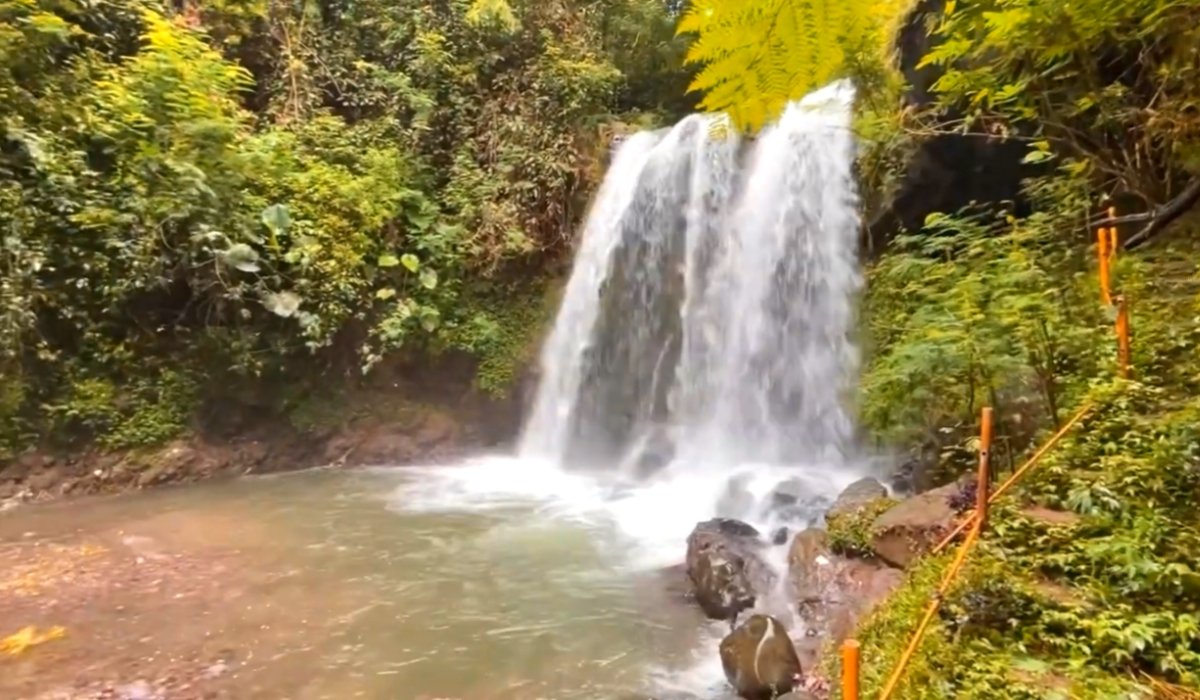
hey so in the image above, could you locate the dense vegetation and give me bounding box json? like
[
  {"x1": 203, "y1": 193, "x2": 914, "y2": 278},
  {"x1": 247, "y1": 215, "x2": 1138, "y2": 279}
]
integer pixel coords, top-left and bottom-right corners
[
  {"x1": 0, "y1": 0, "x2": 693, "y2": 455},
  {"x1": 677, "y1": 0, "x2": 1200, "y2": 694},
  {"x1": 5, "y1": 0, "x2": 1200, "y2": 693},
  {"x1": 853, "y1": 0, "x2": 1200, "y2": 695}
]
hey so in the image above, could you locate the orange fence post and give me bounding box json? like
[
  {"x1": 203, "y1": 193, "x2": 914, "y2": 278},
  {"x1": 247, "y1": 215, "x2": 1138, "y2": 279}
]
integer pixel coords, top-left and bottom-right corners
[
  {"x1": 1116, "y1": 295, "x2": 1131, "y2": 378},
  {"x1": 841, "y1": 639, "x2": 860, "y2": 700},
  {"x1": 976, "y1": 407, "x2": 993, "y2": 531},
  {"x1": 1097, "y1": 225, "x2": 1112, "y2": 306},
  {"x1": 1108, "y1": 206, "x2": 1119, "y2": 257},
  {"x1": 933, "y1": 403, "x2": 1092, "y2": 554}
]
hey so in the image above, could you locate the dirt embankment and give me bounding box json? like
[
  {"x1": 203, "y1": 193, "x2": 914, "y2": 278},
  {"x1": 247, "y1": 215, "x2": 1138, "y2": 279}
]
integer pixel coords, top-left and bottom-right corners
[{"x1": 1, "y1": 352, "x2": 531, "y2": 508}]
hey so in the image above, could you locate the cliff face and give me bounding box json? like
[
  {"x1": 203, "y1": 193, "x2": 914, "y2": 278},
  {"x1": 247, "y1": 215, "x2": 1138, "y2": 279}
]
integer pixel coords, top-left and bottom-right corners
[{"x1": 861, "y1": 0, "x2": 1035, "y2": 257}]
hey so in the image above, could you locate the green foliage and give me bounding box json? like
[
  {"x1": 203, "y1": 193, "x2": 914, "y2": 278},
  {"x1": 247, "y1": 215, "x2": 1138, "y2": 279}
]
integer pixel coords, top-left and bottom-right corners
[
  {"x1": 444, "y1": 277, "x2": 559, "y2": 397},
  {"x1": 862, "y1": 201, "x2": 1106, "y2": 452},
  {"x1": 919, "y1": 0, "x2": 1200, "y2": 212},
  {"x1": 826, "y1": 497, "x2": 898, "y2": 558},
  {"x1": 853, "y1": 230, "x2": 1200, "y2": 693},
  {"x1": 676, "y1": 0, "x2": 909, "y2": 132},
  {"x1": 849, "y1": 0, "x2": 1200, "y2": 689},
  {"x1": 0, "y1": 0, "x2": 692, "y2": 452},
  {"x1": 40, "y1": 369, "x2": 197, "y2": 449}
]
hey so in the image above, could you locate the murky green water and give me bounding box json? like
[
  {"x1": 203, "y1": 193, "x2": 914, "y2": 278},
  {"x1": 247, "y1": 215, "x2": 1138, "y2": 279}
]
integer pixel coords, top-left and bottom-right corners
[{"x1": 0, "y1": 467, "x2": 718, "y2": 699}]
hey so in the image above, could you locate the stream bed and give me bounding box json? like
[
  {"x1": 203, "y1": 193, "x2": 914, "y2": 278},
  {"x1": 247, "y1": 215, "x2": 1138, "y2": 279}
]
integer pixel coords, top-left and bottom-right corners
[{"x1": 1, "y1": 465, "x2": 728, "y2": 700}]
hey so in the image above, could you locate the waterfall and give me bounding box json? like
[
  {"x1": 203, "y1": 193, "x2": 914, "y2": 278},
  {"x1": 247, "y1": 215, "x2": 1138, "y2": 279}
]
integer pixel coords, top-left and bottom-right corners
[{"x1": 520, "y1": 81, "x2": 861, "y2": 481}]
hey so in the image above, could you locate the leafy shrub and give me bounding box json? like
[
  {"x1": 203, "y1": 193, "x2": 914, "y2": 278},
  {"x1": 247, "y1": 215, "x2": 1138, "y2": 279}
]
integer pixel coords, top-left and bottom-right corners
[{"x1": 827, "y1": 496, "x2": 898, "y2": 558}]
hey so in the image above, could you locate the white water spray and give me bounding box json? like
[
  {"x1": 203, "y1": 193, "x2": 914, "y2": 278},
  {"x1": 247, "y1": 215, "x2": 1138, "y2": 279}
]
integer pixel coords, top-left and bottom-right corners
[
  {"x1": 396, "y1": 81, "x2": 867, "y2": 697},
  {"x1": 522, "y1": 81, "x2": 861, "y2": 481}
]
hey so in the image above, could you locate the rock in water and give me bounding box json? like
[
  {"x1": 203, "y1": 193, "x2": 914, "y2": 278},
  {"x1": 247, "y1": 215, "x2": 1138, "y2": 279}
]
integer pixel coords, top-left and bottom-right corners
[
  {"x1": 686, "y1": 519, "x2": 773, "y2": 621},
  {"x1": 719, "y1": 614, "x2": 802, "y2": 699},
  {"x1": 825, "y1": 477, "x2": 888, "y2": 520},
  {"x1": 716, "y1": 474, "x2": 757, "y2": 519}
]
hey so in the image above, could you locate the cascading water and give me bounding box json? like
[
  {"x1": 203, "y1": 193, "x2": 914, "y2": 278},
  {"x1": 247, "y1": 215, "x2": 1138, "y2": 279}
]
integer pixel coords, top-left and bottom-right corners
[
  {"x1": 520, "y1": 81, "x2": 861, "y2": 483},
  {"x1": 396, "y1": 81, "x2": 870, "y2": 698}
]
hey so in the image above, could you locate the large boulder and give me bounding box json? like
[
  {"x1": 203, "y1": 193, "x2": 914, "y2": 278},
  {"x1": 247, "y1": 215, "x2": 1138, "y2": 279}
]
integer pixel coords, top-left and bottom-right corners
[
  {"x1": 719, "y1": 615, "x2": 803, "y2": 699},
  {"x1": 826, "y1": 477, "x2": 889, "y2": 520},
  {"x1": 787, "y1": 529, "x2": 902, "y2": 649},
  {"x1": 869, "y1": 481, "x2": 963, "y2": 568},
  {"x1": 767, "y1": 478, "x2": 833, "y2": 525},
  {"x1": 715, "y1": 473, "x2": 757, "y2": 520},
  {"x1": 686, "y1": 519, "x2": 774, "y2": 621}
]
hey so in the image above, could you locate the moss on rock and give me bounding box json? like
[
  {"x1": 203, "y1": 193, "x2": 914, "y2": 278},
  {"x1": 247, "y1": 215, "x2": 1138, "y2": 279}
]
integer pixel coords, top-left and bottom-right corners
[{"x1": 827, "y1": 496, "x2": 898, "y2": 558}]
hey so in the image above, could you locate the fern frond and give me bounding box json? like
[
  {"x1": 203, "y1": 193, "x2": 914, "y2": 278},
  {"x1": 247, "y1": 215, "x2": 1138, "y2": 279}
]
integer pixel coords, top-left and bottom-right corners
[
  {"x1": 678, "y1": 0, "x2": 913, "y2": 132},
  {"x1": 465, "y1": 0, "x2": 518, "y2": 33}
]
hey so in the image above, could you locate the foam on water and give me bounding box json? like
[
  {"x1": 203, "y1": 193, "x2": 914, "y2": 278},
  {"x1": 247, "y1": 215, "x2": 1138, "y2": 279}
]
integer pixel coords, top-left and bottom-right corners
[
  {"x1": 391, "y1": 80, "x2": 866, "y2": 698},
  {"x1": 396, "y1": 456, "x2": 861, "y2": 571}
]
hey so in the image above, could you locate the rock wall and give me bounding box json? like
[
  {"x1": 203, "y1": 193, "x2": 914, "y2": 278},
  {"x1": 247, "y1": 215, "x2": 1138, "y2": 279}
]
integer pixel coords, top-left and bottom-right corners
[
  {"x1": 0, "y1": 350, "x2": 530, "y2": 507},
  {"x1": 861, "y1": 0, "x2": 1037, "y2": 257}
]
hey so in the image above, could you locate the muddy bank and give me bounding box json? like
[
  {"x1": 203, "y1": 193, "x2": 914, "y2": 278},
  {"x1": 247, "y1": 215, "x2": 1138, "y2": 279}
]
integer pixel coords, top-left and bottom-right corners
[{"x1": 1, "y1": 352, "x2": 530, "y2": 508}]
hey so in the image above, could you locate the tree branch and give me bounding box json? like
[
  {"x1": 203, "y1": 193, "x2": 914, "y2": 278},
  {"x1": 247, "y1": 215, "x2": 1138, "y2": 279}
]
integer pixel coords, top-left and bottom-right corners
[{"x1": 1089, "y1": 177, "x2": 1200, "y2": 250}]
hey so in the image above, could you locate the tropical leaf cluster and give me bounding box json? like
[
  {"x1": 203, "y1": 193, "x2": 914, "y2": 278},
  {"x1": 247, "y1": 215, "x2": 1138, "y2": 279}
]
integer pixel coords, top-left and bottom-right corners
[
  {"x1": 0, "y1": 0, "x2": 695, "y2": 454},
  {"x1": 676, "y1": 0, "x2": 908, "y2": 132}
]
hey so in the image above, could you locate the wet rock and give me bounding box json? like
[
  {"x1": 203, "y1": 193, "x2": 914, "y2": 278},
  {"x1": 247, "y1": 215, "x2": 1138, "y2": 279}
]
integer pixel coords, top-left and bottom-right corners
[
  {"x1": 870, "y1": 481, "x2": 961, "y2": 568},
  {"x1": 787, "y1": 528, "x2": 902, "y2": 645},
  {"x1": 3, "y1": 451, "x2": 49, "y2": 481},
  {"x1": 26, "y1": 463, "x2": 66, "y2": 493},
  {"x1": 716, "y1": 474, "x2": 757, "y2": 519},
  {"x1": 769, "y1": 478, "x2": 807, "y2": 507},
  {"x1": 631, "y1": 426, "x2": 676, "y2": 478},
  {"x1": 826, "y1": 477, "x2": 888, "y2": 520},
  {"x1": 412, "y1": 410, "x2": 459, "y2": 450},
  {"x1": 719, "y1": 614, "x2": 802, "y2": 699},
  {"x1": 771, "y1": 527, "x2": 789, "y2": 546},
  {"x1": 346, "y1": 426, "x2": 419, "y2": 465},
  {"x1": 764, "y1": 478, "x2": 835, "y2": 526},
  {"x1": 787, "y1": 529, "x2": 831, "y2": 573},
  {"x1": 686, "y1": 519, "x2": 772, "y2": 621},
  {"x1": 134, "y1": 441, "x2": 229, "y2": 489}
]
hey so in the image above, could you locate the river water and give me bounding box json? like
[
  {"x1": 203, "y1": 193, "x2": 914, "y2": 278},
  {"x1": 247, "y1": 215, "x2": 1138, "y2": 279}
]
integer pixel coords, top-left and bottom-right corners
[
  {"x1": 3, "y1": 463, "x2": 766, "y2": 699},
  {"x1": 2, "y1": 82, "x2": 866, "y2": 699}
]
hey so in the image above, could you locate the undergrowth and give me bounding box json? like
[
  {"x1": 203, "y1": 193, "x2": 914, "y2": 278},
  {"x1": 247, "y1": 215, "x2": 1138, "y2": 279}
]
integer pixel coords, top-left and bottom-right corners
[
  {"x1": 828, "y1": 497, "x2": 899, "y2": 558},
  {"x1": 843, "y1": 234, "x2": 1200, "y2": 698}
]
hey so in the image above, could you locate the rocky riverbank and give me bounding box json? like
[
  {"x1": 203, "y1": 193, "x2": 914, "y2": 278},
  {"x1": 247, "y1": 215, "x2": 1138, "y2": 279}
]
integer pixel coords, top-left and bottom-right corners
[
  {"x1": 1, "y1": 355, "x2": 528, "y2": 510},
  {"x1": 678, "y1": 475, "x2": 974, "y2": 700}
]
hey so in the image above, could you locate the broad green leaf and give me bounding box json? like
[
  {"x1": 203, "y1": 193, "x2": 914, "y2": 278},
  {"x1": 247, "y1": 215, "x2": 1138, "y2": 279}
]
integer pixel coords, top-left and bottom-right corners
[
  {"x1": 261, "y1": 204, "x2": 290, "y2": 234},
  {"x1": 394, "y1": 299, "x2": 415, "y2": 321},
  {"x1": 419, "y1": 268, "x2": 438, "y2": 290},
  {"x1": 401, "y1": 254, "x2": 420, "y2": 273},
  {"x1": 405, "y1": 206, "x2": 436, "y2": 232},
  {"x1": 418, "y1": 306, "x2": 440, "y2": 332},
  {"x1": 378, "y1": 254, "x2": 400, "y2": 268},
  {"x1": 263, "y1": 290, "x2": 301, "y2": 317},
  {"x1": 376, "y1": 287, "x2": 396, "y2": 300},
  {"x1": 221, "y1": 243, "x2": 260, "y2": 273}
]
